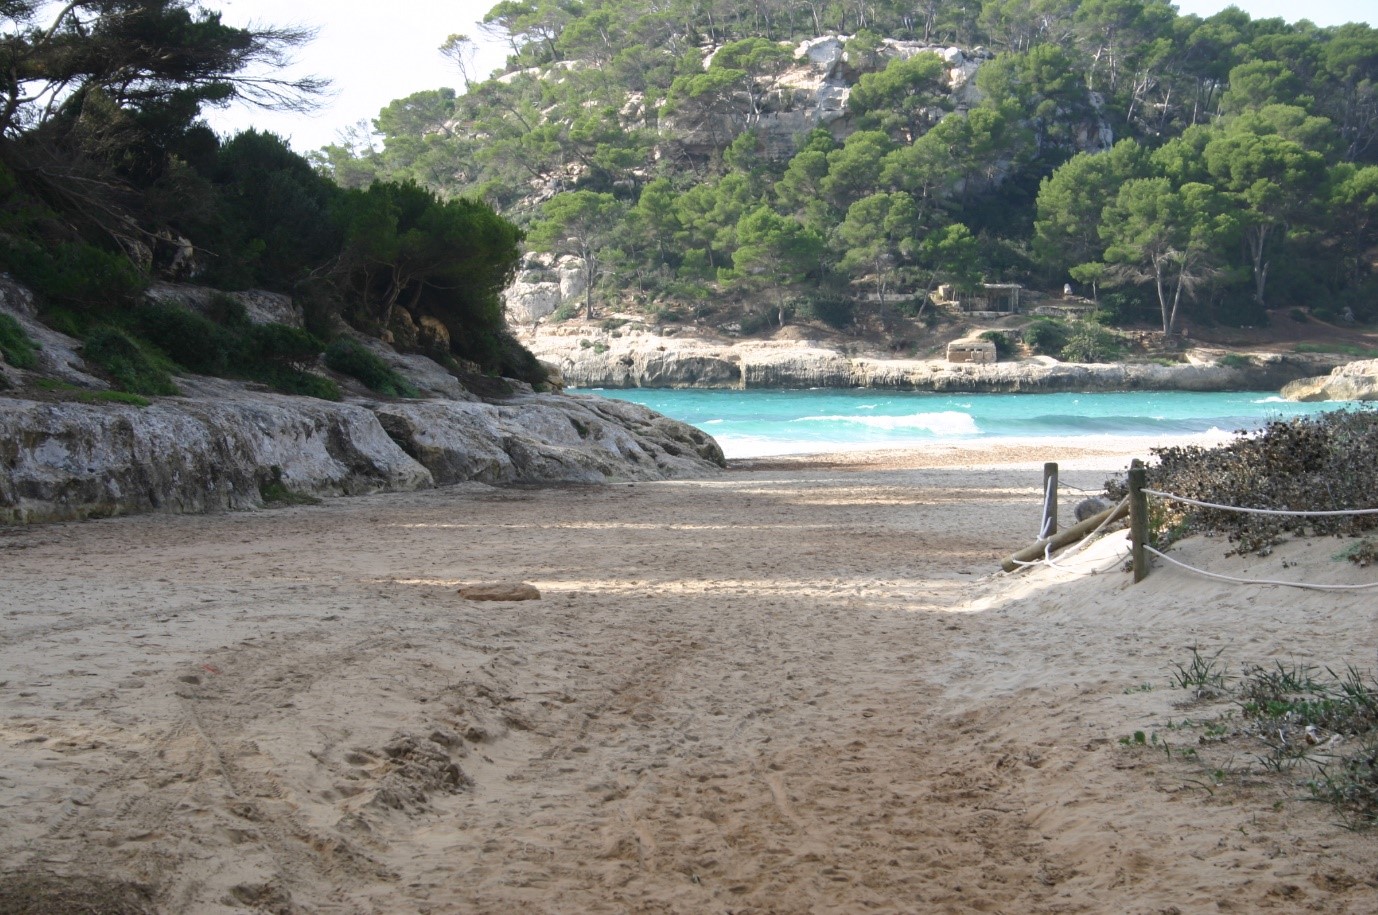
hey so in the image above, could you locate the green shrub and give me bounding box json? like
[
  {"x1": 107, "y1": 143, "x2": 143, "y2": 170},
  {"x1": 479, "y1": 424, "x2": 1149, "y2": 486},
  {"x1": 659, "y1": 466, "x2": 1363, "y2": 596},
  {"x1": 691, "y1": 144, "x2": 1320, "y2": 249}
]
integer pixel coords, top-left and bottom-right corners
[
  {"x1": 258, "y1": 367, "x2": 341, "y2": 400},
  {"x1": 1093, "y1": 290, "x2": 1155, "y2": 327},
  {"x1": 894, "y1": 297, "x2": 931, "y2": 319},
  {"x1": 205, "y1": 292, "x2": 251, "y2": 329},
  {"x1": 648, "y1": 303, "x2": 685, "y2": 323},
  {"x1": 551, "y1": 301, "x2": 581, "y2": 322},
  {"x1": 323, "y1": 338, "x2": 420, "y2": 397},
  {"x1": 1108, "y1": 411, "x2": 1378, "y2": 554},
  {"x1": 795, "y1": 295, "x2": 854, "y2": 329},
  {"x1": 738, "y1": 308, "x2": 775, "y2": 335},
  {"x1": 259, "y1": 466, "x2": 323, "y2": 506},
  {"x1": 4, "y1": 239, "x2": 145, "y2": 313},
  {"x1": 82, "y1": 326, "x2": 178, "y2": 395},
  {"x1": 248, "y1": 323, "x2": 323, "y2": 372},
  {"x1": 492, "y1": 331, "x2": 549, "y2": 386},
  {"x1": 1024, "y1": 317, "x2": 1070, "y2": 356},
  {"x1": 133, "y1": 302, "x2": 236, "y2": 375},
  {"x1": 239, "y1": 324, "x2": 343, "y2": 399},
  {"x1": 0, "y1": 313, "x2": 38, "y2": 369},
  {"x1": 32, "y1": 378, "x2": 151, "y2": 405},
  {"x1": 1060, "y1": 322, "x2": 1123, "y2": 363},
  {"x1": 979, "y1": 330, "x2": 1015, "y2": 359},
  {"x1": 1295, "y1": 342, "x2": 1378, "y2": 358}
]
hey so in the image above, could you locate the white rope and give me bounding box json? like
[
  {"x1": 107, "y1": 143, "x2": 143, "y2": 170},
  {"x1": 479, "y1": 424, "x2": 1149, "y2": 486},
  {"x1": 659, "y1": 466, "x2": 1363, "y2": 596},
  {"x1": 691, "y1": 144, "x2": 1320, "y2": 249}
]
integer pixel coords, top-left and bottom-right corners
[
  {"x1": 1144, "y1": 545, "x2": 1378, "y2": 591},
  {"x1": 1012, "y1": 497, "x2": 1132, "y2": 575},
  {"x1": 1142, "y1": 489, "x2": 1378, "y2": 518}
]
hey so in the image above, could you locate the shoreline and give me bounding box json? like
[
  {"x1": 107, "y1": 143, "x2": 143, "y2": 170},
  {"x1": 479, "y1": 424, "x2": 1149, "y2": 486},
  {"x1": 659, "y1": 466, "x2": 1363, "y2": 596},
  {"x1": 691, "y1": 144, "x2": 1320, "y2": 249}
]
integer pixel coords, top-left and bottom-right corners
[
  {"x1": 4, "y1": 435, "x2": 1377, "y2": 911},
  {"x1": 725, "y1": 430, "x2": 1240, "y2": 468}
]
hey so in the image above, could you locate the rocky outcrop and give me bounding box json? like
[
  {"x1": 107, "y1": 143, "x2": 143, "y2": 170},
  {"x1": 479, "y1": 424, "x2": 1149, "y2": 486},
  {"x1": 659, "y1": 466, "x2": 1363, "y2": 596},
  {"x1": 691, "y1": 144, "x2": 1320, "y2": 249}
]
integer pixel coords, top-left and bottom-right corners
[
  {"x1": 1, "y1": 379, "x2": 725, "y2": 523},
  {"x1": 372, "y1": 394, "x2": 723, "y2": 486},
  {"x1": 505, "y1": 253, "x2": 589, "y2": 325},
  {"x1": 1281, "y1": 359, "x2": 1378, "y2": 402},
  {"x1": 1, "y1": 288, "x2": 726, "y2": 523},
  {"x1": 523, "y1": 327, "x2": 1344, "y2": 393},
  {"x1": 0, "y1": 379, "x2": 431, "y2": 523}
]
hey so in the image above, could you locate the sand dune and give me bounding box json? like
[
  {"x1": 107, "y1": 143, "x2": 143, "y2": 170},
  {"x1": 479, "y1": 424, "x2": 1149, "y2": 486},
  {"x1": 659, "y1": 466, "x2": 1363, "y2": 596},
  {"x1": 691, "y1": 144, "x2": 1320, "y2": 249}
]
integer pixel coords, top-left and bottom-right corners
[{"x1": 2, "y1": 439, "x2": 1376, "y2": 912}]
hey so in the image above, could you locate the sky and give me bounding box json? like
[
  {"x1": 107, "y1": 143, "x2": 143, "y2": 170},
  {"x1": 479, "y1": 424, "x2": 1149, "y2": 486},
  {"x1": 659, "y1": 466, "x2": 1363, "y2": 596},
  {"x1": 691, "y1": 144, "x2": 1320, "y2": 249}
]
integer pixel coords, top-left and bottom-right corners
[
  {"x1": 203, "y1": 0, "x2": 509, "y2": 151},
  {"x1": 204, "y1": 0, "x2": 1375, "y2": 153}
]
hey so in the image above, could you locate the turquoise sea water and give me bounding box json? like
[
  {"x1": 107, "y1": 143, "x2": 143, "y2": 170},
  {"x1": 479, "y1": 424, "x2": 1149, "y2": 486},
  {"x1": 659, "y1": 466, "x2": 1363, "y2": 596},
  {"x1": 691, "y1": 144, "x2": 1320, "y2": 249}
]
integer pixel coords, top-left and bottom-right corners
[{"x1": 585, "y1": 388, "x2": 1362, "y2": 459}]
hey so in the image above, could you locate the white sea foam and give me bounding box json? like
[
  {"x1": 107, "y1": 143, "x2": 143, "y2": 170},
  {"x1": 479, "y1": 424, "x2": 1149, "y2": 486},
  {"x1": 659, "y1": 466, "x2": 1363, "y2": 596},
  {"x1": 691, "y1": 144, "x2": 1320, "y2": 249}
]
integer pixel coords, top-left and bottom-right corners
[{"x1": 794, "y1": 410, "x2": 979, "y2": 435}]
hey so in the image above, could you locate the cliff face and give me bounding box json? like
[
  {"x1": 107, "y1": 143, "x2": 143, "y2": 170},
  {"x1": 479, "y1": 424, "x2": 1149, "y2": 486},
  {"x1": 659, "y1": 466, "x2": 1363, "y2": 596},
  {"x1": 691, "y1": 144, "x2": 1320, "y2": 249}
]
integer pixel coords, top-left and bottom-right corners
[
  {"x1": 502, "y1": 37, "x2": 1112, "y2": 326},
  {"x1": 1, "y1": 285, "x2": 725, "y2": 524},
  {"x1": 522, "y1": 326, "x2": 1344, "y2": 393}
]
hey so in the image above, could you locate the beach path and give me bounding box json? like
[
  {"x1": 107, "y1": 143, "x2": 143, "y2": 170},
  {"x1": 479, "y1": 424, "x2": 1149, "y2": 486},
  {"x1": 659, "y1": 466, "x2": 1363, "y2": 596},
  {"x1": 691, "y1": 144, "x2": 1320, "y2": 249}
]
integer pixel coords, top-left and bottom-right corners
[{"x1": 2, "y1": 447, "x2": 1376, "y2": 912}]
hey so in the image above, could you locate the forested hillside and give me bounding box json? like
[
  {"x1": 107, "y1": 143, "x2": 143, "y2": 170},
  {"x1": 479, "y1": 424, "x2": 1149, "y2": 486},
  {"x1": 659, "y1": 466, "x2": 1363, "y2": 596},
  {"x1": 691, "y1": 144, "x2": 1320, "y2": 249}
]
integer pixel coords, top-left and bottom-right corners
[
  {"x1": 1, "y1": 0, "x2": 542, "y2": 398},
  {"x1": 319, "y1": 0, "x2": 1378, "y2": 339}
]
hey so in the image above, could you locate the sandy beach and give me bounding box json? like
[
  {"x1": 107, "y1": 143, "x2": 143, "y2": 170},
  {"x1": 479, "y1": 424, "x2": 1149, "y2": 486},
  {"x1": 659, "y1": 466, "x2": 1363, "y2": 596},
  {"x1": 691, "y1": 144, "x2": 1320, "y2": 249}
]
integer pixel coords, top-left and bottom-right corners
[{"x1": 3, "y1": 438, "x2": 1377, "y2": 913}]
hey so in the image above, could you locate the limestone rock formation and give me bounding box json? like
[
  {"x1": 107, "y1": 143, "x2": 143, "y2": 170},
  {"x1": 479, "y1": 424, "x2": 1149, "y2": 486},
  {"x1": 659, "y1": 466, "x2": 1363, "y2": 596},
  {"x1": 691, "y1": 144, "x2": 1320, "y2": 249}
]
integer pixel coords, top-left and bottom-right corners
[
  {"x1": 522, "y1": 325, "x2": 1341, "y2": 393},
  {"x1": 505, "y1": 253, "x2": 589, "y2": 325},
  {"x1": 1, "y1": 286, "x2": 726, "y2": 524},
  {"x1": 2, "y1": 379, "x2": 725, "y2": 523},
  {"x1": 1, "y1": 379, "x2": 432, "y2": 523},
  {"x1": 1281, "y1": 359, "x2": 1378, "y2": 402},
  {"x1": 372, "y1": 393, "x2": 723, "y2": 487}
]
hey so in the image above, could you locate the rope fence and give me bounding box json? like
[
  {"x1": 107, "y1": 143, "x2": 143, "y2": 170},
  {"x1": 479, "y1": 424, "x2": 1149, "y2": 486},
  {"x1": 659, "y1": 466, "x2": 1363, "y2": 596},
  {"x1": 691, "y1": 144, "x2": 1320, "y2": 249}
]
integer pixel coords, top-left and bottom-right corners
[
  {"x1": 1129, "y1": 460, "x2": 1378, "y2": 590},
  {"x1": 1004, "y1": 461, "x2": 1378, "y2": 592}
]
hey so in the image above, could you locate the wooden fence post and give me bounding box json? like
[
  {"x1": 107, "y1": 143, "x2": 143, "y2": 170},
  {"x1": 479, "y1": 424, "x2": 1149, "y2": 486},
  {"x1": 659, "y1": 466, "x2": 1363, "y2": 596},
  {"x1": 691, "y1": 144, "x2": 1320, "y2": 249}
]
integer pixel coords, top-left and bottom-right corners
[
  {"x1": 1041, "y1": 462, "x2": 1059, "y2": 539},
  {"x1": 1128, "y1": 458, "x2": 1149, "y2": 583}
]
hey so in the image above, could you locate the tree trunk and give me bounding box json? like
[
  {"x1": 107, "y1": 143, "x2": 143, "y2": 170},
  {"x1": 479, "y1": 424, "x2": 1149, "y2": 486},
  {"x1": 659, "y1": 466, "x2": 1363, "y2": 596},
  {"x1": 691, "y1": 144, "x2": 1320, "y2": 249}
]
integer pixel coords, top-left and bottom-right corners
[{"x1": 1247, "y1": 224, "x2": 1272, "y2": 306}]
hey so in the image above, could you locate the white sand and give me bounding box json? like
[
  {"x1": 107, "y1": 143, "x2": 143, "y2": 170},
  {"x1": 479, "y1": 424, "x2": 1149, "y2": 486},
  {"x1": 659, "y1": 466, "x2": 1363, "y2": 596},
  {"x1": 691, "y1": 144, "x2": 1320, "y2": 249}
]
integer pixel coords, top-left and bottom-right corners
[{"x1": 3, "y1": 437, "x2": 1377, "y2": 912}]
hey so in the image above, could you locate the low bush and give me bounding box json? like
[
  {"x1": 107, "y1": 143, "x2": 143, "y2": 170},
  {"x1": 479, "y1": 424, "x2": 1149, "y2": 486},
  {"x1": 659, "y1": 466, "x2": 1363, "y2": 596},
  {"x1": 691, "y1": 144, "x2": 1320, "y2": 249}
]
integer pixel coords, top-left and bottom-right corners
[
  {"x1": 794, "y1": 295, "x2": 854, "y2": 329},
  {"x1": 132, "y1": 302, "x2": 237, "y2": 375},
  {"x1": 1060, "y1": 322, "x2": 1123, "y2": 363},
  {"x1": 3, "y1": 238, "x2": 145, "y2": 314},
  {"x1": 249, "y1": 323, "x2": 324, "y2": 373},
  {"x1": 323, "y1": 338, "x2": 420, "y2": 398},
  {"x1": 550, "y1": 301, "x2": 581, "y2": 322},
  {"x1": 1107, "y1": 410, "x2": 1378, "y2": 554},
  {"x1": 257, "y1": 366, "x2": 341, "y2": 401},
  {"x1": 979, "y1": 330, "x2": 1015, "y2": 359},
  {"x1": 1147, "y1": 649, "x2": 1378, "y2": 829},
  {"x1": 82, "y1": 326, "x2": 178, "y2": 395},
  {"x1": 0, "y1": 313, "x2": 38, "y2": 368},
  {"x1": 1024, "y1": 317, "x2": 1070, "y2": 356}
]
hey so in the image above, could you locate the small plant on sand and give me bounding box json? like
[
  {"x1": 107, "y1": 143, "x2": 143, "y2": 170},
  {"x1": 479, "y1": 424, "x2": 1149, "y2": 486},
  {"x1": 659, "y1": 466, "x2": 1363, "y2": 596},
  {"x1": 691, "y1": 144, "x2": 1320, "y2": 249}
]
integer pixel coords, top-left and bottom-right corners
[
  {"x1": 1338, "y1": 537, "x2": 1378, "y2": 568},
  {"x1": 1133, "y1": 649, "x2": 1378, "y2": 828},
  {"x1": 1171, "y1": 645, "x2": 1231, "y2": 698}
]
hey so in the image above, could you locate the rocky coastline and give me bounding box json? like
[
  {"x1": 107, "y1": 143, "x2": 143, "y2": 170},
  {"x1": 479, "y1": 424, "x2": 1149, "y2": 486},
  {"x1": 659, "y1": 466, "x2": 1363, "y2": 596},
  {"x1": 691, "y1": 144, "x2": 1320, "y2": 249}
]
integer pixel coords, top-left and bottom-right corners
[
  {"x1": 1280, "y1": 359, "x2": 1378, "y2": 402},
  {"x1": 4, "y1": 271, "x2": 1370, "y2": 525},
  {"x1": 521, "y1": 325, "x2": 1347, "y2": 393}
]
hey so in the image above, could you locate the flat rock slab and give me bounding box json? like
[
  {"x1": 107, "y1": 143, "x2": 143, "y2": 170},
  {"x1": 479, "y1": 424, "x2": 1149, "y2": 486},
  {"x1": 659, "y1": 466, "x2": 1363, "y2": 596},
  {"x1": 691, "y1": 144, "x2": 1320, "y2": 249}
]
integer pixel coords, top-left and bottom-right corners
[{"x1": 458, "y1": 582, "x2": 541, "y2": 602}]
